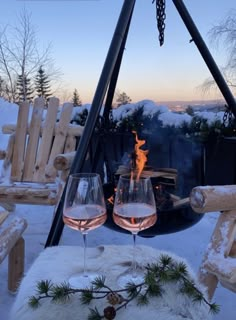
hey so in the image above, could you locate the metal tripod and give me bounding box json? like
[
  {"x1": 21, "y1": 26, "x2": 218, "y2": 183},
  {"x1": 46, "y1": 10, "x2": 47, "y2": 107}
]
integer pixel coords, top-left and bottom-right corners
[{"x1": 45, "y1": 0, "x2": 236, "y2": 247}]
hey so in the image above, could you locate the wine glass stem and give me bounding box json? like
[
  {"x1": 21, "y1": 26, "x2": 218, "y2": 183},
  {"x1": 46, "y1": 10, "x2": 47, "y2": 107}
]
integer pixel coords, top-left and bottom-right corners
[
  {"x1": 82, "y1": 233, "x2": 87, "y2": 276},
  {"x1": 132, "y1": 233, "x2": 137, "y2": 278}
]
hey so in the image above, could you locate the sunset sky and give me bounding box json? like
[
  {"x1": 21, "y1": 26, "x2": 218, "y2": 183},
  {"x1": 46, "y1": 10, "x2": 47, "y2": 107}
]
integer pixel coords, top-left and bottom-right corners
[{"x1": 1, "y1": 0, "x2": 236, "y2": 104}]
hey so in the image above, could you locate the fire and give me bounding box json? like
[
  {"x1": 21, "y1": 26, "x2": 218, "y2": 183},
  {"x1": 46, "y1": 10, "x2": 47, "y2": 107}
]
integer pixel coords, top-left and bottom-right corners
[
  {"x1": 132, "y1": 131, "x2": 148, "y2": 180},
  {"x1": 107, "y1": 188, "x2": 117, "y2": 205},
  {"x1": 107, "y1": 195, "x2": 114, "y2": 205}
]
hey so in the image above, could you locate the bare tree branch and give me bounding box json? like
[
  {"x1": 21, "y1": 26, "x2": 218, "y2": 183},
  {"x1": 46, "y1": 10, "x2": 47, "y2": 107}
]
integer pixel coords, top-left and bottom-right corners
[
  {"x1": 0, "y1": 8, "x2": 60, "y2": 102},
  {"x1": 202, "y1": 9, "x2": 236, "y2": 96}
]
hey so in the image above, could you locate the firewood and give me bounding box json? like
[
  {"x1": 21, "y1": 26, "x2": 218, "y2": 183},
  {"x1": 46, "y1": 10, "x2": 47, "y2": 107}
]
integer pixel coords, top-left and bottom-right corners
[
  {"x1": 169, "y1": 193, "x2": 181, "y2": 201},
  {"x1": 173, "y1": 197, "x2": 189, "y2": 209},
  {"x1": 115, "y1": 166, "x2": 177, "y2": 187}
]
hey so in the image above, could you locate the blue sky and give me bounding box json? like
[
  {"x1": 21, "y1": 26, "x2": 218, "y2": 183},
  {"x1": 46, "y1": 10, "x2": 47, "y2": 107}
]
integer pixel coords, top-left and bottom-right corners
[{"x1": 1, "y1": 0, "x2": 236, "y2": 103}]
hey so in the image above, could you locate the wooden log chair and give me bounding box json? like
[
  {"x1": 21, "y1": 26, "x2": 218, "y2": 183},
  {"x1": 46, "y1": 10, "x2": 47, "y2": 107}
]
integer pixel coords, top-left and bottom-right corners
[
  {"x1": 0, "y1": 210, "x2": 27, "y2": 292},
  {"x1": 0, "y1": 97, "x2": 84, "y2": 291},
  {"x1": 190, "y1": 185, "x2": 236, "y2": 300},
  {"x1": 0, "y1": 97, "x2": 83, "y2": 210}
]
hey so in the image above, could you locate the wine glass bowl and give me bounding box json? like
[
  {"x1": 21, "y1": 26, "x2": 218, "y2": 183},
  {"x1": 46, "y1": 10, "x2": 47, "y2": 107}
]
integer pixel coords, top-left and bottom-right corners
[
  {"x1": 63, "y1": 173, "x2": 107, "y2": 288},
  {"x1": 113, "y1": 174, "x2": 157, "y2": 286}
]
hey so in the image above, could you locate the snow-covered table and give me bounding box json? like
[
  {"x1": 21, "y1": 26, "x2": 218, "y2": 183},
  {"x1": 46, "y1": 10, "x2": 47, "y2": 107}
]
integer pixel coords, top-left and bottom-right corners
[{"x1": 10, "y1": 245, "x2": 211, "y2": 320}]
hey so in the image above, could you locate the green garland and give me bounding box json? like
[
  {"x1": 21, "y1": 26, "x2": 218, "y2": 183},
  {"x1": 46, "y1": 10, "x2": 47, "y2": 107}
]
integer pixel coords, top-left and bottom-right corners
[
  {"x1": 71, "y1": 104, "x2": 236, "y2": 140},
  {"x1": 28, "y1": 254, "x2": 219, "y2": 320}
]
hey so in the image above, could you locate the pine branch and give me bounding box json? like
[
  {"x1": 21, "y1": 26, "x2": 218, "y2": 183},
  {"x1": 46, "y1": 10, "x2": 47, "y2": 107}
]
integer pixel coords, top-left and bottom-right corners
[{"x1": 28, "y1": 256, "x2": 220, "y2": 319}]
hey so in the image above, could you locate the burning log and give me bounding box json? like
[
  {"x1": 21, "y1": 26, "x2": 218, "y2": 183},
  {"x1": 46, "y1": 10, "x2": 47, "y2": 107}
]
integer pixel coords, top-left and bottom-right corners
[
  {"x1": 115, "y1": 166, "x2": 190, "y2": 211},
  {"x1": 114, "y1": 131, "x2": 190, "y2": 212},
  {"x1": 115, "y1": 167, "x2": 186, "y2": 211},
  {"x1": 116, "y1": 165, "x2": 177, "y2": 188}
]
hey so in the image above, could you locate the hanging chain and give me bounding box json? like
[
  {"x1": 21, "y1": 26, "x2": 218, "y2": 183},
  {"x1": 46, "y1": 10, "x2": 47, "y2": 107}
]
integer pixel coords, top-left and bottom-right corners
[
  {"x1": 109, "y1": 109, "x2": 114, "y2": 131},
  {"x1": 223, "y1": 105, "x2": 233, "y2": 127},
  {"x1": 152, "y1": 0, "x2": 166, "y2": 46}
]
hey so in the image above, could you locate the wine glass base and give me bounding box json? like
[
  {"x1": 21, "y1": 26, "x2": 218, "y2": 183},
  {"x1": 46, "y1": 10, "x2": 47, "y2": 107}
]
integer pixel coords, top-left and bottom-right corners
[
  {"x1": 117, "y1": 271, "x2": 144, "y2": 288},
  {"x1": 68, "y1": 272, "x2": 99, "y2": 289}
]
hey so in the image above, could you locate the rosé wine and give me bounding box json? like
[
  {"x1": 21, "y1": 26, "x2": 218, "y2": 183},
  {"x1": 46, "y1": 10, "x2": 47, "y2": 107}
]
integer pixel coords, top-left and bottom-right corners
[
  {"x1": 113, "y1": 203, "x2": 157, "y2": 233},
  {"x1": 63, "y1": 204, "x2": 107, "y2": 233}
]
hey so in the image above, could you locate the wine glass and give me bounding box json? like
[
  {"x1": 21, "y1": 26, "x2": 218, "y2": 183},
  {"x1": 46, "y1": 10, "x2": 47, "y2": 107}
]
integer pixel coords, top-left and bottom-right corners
[
  {"x1": 113, "y1": 174, "x2": 157, "y2": 287},
  {"x1": 63, "y1": 173, "x2": 107, "y2": 288}
]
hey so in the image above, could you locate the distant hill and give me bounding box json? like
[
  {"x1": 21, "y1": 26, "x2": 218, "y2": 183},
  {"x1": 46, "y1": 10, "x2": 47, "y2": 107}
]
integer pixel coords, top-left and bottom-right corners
[{"x1": 156, "y1": 99, "x2": 226, "y2": 112}]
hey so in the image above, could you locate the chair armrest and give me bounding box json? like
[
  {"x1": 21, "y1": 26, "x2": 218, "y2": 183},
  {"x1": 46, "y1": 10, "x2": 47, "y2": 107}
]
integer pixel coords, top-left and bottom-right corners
[
  {"x1": 190, "y1": 185, "x2": 236, "y2": 213},
  {"x1": 0, "y1": 216, "x2": 27, "y2": 264},
  {"x1": 53, "y1": 151, "x2": 76, "y2": 171}
]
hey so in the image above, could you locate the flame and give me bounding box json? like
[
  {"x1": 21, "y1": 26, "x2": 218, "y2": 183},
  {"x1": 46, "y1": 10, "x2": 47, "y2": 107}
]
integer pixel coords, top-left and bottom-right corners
[
  {"x1": 132, "y1": 131, "x2": 148, "y2": 180},
  {"x1": 131, "y1": 217, "x2": 135, "y2": 225},
  {"x1": 107, "y1": 195, "x2": 114, "y2": 205},
  {"x1": 107, "y1": 188, "x2": 117, "y2": 205}
]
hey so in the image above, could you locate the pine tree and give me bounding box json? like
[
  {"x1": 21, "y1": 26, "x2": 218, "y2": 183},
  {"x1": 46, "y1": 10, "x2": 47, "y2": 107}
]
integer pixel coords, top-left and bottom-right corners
[
  {"x1": 72, "y1": 89, "x2": 82, "y2": 107},
  {"x1": 16, "y1": 74, "x2": 34, "y2": 102},
  {"x1": 35, "y1": 66, "x2": 52, "y2": 103}
]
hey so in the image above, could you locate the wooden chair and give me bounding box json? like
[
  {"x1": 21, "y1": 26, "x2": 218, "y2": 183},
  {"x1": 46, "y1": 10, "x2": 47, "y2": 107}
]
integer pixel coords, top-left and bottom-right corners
[
  {"x1": 0, "y1": 210, "x2": 27, "y2": 292},
  {"x1": 190, "y1": 185, "x2": 236, "y2": 300},
  {"x1": 0, "y1": 97, "x2": 83, "y2": 209}
]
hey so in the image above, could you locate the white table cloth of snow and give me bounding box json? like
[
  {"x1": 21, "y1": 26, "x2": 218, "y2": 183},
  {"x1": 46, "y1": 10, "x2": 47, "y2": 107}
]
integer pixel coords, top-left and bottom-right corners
[{"x1": 10, "y1": 245, "x2": 211, "y2": 320}]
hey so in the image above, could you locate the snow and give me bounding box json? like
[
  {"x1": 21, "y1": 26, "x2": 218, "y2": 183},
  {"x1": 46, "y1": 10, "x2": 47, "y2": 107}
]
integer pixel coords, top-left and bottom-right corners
[
  {"x1": 159, "y1": 110, "x2": 192, "y2": 127},
  {"x1": 0, "y1": 98, "x2": 235, "y2": 320},
  {"x1": 0, "y1": 99, "x2": 18, "y2": 128},
  {"x1": 194, "y1": 111, "x2": 225, "y2": 125},
  {"x1": 112, "y1": 99, "x2": 169, "y2": 122}
]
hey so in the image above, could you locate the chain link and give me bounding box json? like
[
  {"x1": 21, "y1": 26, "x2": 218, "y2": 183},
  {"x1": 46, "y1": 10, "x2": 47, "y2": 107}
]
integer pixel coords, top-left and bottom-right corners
[
  {"x1": 153, "y1": 0, "x2": 166, "y2": 46},
  {"x1": 223, "y1": 105, "x2": 233, "y2": 127},
  {"x1": 109, "y1": 109, "x2": 114, "y2": 131}
]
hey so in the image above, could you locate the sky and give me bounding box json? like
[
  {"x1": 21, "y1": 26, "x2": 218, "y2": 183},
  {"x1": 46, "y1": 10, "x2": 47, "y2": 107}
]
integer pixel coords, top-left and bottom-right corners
[{"x1": 0, "y1": 0, "x2": 236, "y2": 104}]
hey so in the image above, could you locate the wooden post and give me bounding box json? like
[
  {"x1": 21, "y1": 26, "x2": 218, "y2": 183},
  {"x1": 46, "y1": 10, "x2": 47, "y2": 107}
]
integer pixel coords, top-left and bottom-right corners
[
  {"x1": 11, "y1": 101, "x2": 30, "y2": 181},
  {"x1": 198, "y1": 268, "x2": 218, "y2": 300},
  {"x1": 8, "y1": 237, "x2": 25, "y2": 292},
  {"x1": 190, "y1": 185, "x2": 236, "y2": 298},
  {"x1": 0, "y1": 150, "x2": 6, "y2": 159},
  {"x1": 0, "y1": 216, "x2": 27, "y2": 292}
]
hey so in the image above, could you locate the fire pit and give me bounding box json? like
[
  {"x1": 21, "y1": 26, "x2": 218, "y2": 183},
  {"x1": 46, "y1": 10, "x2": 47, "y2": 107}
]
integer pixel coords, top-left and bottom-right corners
[
  {"x1": 102, "y1": 132, "x2": 204, "y2": 237},
  {"x1": 103, "y1": 174, "x2": 202, "y2": 237}
]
